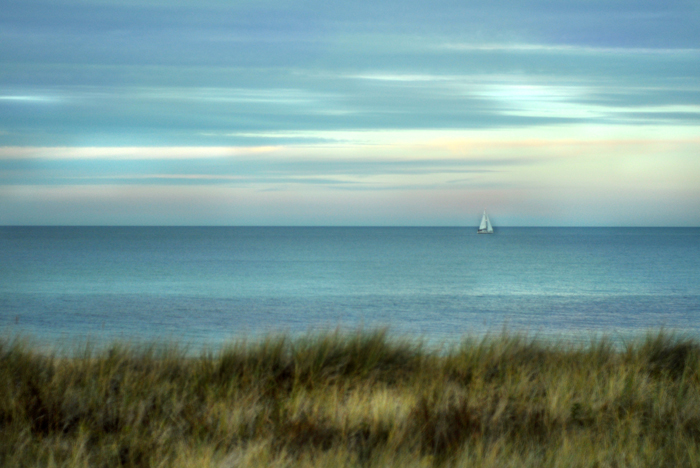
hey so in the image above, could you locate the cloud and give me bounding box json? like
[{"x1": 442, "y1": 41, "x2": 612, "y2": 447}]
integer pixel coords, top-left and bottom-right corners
[
  {"x1": 0, "y1": 94, "x2": 63, "y2": 103},
  {"x1": 2, "y1": 128, "x2": 698, "y2": 195},
  {"x1": 439, "y1": 43, "x2": 700, "y2": 54},
  {"x1": 1, "y1": 0, "x2": 699, "y2": 224},
  {"x1": 0, "y1": 146, "x2": 275, "y2": 160},
  {"x1": 4, "y1": 55, "x2": 699, "y2": 146}
]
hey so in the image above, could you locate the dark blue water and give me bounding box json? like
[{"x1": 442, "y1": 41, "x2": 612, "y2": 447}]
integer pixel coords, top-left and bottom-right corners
[{"x1": 1, "y1": 227, "x2": 699, "y2": 348}]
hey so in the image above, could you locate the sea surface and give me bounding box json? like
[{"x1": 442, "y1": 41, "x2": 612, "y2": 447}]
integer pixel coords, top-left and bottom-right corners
[{"x1": 1, "y1": 227, "x2": 699, "y2": 350}]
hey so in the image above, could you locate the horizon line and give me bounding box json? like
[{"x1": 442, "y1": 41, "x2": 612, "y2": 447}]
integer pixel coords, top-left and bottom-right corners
[{"x1": 2, "y1": 225, "x2": 698, "y2": 229}]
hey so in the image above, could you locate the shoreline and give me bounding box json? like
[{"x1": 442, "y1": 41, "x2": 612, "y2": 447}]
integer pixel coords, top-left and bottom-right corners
[{"x1": 4, "y1": 323, "x2": 698, "y2": 357}]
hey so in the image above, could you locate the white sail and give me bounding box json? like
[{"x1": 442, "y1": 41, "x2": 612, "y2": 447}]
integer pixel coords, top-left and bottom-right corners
[
  {"x1": 478, "y1": 209, "x2": 494, "y2": 234},
  {"x1": 479, "y1": 211, "x2": 488, "y2": 231}
]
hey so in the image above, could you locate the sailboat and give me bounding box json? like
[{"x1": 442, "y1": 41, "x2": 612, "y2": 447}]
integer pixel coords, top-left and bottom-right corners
[{"x1": 477, "y1": 209, "x2": 494, "y2": 234}]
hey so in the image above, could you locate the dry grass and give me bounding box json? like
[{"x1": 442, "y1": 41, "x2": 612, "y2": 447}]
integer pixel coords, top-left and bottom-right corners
[{"x1": 1, "y1": 329, "x2": 699, "y2": 467}]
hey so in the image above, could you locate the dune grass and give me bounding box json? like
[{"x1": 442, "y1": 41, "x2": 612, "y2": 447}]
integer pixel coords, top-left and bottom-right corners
[{"x1": 1, "y1": 329, "x2": 699, "y2": 467}]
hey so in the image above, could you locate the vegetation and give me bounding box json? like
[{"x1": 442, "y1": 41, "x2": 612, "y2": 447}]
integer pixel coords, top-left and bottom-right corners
[{"x1": 1, "y1": 329, "x2": 700, "y2": 467}]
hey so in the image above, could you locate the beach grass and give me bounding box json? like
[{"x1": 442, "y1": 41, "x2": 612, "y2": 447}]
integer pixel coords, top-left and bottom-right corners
[{"x1": 1, "y1": 329, "x2": 699, "y2": 467}]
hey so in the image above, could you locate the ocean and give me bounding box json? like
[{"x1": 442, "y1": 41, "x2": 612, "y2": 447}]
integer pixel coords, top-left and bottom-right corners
[{"x1": 1, "y1": 226, "x2": 699, "y2": 349}]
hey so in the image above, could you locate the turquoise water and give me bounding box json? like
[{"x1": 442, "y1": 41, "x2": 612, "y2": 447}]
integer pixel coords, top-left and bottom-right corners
[{"x1": 1, "y1": 227, "x2": 699, "y2": 348}]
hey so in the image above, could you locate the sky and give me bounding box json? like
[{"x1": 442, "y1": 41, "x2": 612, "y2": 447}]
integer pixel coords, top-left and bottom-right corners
[{"x1": 1, "y1": 0, "x2": 699, "y2": 226}]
